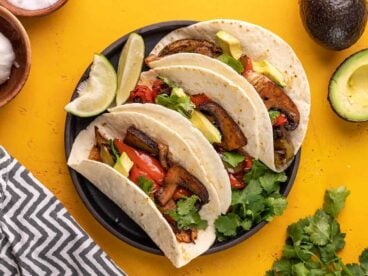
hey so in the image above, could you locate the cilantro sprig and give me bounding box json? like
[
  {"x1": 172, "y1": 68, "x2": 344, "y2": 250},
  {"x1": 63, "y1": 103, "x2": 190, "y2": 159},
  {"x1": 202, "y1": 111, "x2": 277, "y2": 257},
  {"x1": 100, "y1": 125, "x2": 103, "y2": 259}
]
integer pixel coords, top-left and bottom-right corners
[
  {"x1": 266, "y1": 186, "x2": 368, "y2": 276},
  {"x1": 215, "y1": 160, "x2": 288, "y2": 241},
  {"x1": 137, "y1": 176, "x2": 153, "y2": 195},
  {"x1": 222, "y1": 152, "x2": 245, "y2": 168},
  {"x1": 167, "y1": 195, "x2": 208, "y2": 230}
]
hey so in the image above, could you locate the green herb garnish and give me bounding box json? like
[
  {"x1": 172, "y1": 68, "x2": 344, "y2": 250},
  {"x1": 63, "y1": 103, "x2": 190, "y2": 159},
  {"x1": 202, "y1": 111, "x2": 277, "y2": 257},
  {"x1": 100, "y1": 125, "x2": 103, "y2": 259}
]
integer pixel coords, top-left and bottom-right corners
[
  {"x1": 167, "y1": 195, "x2": 208, "y2": 230},
  {"x1": 109, "y1": 139, "x2": 120, "y2": 161},
  {"x1": 266, "y1": 186, "x2": 368, "y2": 276},
  {"x1": 137, "y1": 176, "x2": 153, "y2": 195},
  {"x1": 157, "y1": 75, "x2": 177, "y2": 88},
  {"x1": 222, "y1": 152, "x2": 245, "y2": 168},
  {"x1": 155, "y1": 91, "x2": 195, "y2": 118},
  {"x1": 215, "y1": 160, "x2": 288, "y2": 241}
]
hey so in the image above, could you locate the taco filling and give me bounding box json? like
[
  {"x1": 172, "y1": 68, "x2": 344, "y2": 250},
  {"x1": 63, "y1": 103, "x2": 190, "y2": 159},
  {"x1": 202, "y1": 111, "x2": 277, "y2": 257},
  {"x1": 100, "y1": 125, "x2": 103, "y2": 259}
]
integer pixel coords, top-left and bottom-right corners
[
  {"x1": 89, "y1": 125, "x2": 209, "y2": 243},
  {"x1": 129, "y1": 77, "x2": 255, "y2": 191},
  {"x1": 147, "y1": 33, "x2": 300, "y2": 169}
]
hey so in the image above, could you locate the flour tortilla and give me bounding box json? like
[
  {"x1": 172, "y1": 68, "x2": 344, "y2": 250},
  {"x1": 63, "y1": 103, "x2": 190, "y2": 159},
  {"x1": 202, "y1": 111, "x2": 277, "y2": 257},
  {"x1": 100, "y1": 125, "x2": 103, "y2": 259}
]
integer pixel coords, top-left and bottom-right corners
[
  {"x1": 148, "y1": 19, "x2": 311, "y2": 171},
  {"x1": 111, "y1": 65, "x2": 262, "y2": 212},
  {"x1": 68, "y1": 112, "x2": 221, "y2": 268}
]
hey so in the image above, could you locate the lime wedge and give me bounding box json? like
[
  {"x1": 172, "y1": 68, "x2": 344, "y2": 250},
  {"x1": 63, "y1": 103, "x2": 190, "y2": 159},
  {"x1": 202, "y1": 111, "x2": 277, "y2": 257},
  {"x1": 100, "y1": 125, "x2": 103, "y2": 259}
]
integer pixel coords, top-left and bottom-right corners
[
  {"x1": 65, "y1": 54, "x2": 117, "y2": 117},
  {"x1": 116, "y1": 33, "x2": 145, "y2": 105}
]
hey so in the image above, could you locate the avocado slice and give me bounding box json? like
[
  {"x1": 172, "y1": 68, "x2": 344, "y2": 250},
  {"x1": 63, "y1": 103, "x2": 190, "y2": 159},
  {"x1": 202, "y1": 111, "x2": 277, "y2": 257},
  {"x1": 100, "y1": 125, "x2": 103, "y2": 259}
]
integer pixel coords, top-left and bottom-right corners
[
  {"x1": 252, "y1": 60, "x2": 287, "y2": 87},
  {"x1": 299, "y1": 0, "x2": 367, "y2": 50},
  {"x1": 329, "y1": 49, "x2": 368, "y2": 122},
  {"x1": 190, "y1": 110, "x2": 222, "y2": 144},
  {"x1": 114, "y1": 152, "x2": 134, "y2": 177},
  {"x1": 216, "y1": 30, "x2": 243, "y2": 60}
]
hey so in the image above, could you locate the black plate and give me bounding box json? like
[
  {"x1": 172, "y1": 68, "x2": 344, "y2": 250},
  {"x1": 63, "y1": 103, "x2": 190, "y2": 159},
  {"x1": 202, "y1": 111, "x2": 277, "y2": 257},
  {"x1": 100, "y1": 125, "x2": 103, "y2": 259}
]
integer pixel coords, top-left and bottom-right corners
[{"x1": 65, "y1": 21, "x2": 301, "y2": 255}]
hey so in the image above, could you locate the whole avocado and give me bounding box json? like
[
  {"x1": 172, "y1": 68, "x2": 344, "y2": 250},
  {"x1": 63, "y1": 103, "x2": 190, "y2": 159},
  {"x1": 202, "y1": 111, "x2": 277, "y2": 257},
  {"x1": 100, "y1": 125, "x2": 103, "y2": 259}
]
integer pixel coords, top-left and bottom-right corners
[{"x1": 299, "y1": 0, "x2": 367, "y2": 50}]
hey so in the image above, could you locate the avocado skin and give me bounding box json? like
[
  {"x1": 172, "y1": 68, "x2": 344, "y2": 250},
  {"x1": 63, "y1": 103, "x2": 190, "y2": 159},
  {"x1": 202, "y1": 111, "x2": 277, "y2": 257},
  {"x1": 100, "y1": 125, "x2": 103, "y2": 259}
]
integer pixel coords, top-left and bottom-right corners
[
  {"x1": 328, "y1": 48, "x2": 368, "y2": 122},
  {"x1": 300, "y1": 0, "x2": 367, "y2": 51}
]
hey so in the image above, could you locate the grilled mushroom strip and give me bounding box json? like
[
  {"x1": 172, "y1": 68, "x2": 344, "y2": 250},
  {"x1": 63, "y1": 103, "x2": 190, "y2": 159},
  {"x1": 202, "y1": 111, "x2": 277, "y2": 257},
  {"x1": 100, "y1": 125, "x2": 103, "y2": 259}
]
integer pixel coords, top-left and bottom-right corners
[
  {"x1": 198, "y1": 102, "x2": 247, "y2": 151},
  {"x1": 158, "y1": 143, "x2": 170, "y2": 170},
  {"x1": 89, "y1": 127, "x2": 111, "y2": 162},
  {"x1": 245, "y1": 71, "x2": 300, "y2": 130},
  {"x1": 156, "y1": 165, "x2": 209, "y2": 206},
  {"x1": 274, "y1": 138, "x2": 295, "y2": 168},
  {"x1": 124, "y1": 126, "x2": 159, "y2": 155},
  {"x1": 158, "y1": 39, "x2": 223, "y2": 58},
  {"x1": 175, "y1": 229, "x2": 198, "y2": 243},
  {"x1": 95, "y1": 126, "x2": 109, "y2": 147},
  {"x1": 158, "y1": 199, "x2": 176, "y2": 214}
]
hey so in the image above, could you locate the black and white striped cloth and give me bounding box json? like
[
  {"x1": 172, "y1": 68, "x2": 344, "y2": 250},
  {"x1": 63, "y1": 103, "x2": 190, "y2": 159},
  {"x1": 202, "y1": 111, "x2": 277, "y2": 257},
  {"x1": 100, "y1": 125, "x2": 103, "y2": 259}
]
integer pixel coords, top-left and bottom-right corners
[{"x1": 0, "y1": 147, "x2": 125, "y2": 275}]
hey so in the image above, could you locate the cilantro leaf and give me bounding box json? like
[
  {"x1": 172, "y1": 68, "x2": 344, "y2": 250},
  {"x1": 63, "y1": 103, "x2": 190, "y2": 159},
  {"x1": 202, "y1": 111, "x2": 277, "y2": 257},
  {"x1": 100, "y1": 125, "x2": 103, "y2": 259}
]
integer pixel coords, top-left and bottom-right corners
[
  {"x1": 109, "y1": 139, "x2": 120, "y2": 161},
  {"x1": 167, "y1": 195, "x2": 208, "y2": 231},
  {"x1": 304, "y1": 210, "x2": 331, "y2": 246},
  {"x1": 215, "y1": 213, "x2": 241, "y2": 237},
  {"x1": 177, "y1": 195, "x2": 198, "y2": 216},
  {"x1": 323, "y1": 186, "x2": 350, "y2": 218},
  {"x1": 157, "y1": 75, "x2": 177, "y2": 88},
  {"x1": 259, "y1": 172, "x2": 287, "y2": 194},
  {"x1": 137, "y1": 176, "x2": 153, "y2": 195},
  {"x1": 359, "y1": 249, "x2": 368, "y2": 272},
  {"x1": 222, "y1": 152, "x2": 245, "y2": 168},
  {"x1": 155, "y1": 92, "x2": 195, "y2": 118}
]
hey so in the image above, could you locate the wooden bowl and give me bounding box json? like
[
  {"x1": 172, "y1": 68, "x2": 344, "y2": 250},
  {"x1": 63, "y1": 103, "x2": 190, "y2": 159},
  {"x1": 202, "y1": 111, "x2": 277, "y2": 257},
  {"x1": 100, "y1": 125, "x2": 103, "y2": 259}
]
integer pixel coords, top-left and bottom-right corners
[
  {"x1": 0, "y1": 6, "x2": 31, "y2": 107},
  {"x1": 0, "y1": 0, "x2": 67, "y2": 17}
]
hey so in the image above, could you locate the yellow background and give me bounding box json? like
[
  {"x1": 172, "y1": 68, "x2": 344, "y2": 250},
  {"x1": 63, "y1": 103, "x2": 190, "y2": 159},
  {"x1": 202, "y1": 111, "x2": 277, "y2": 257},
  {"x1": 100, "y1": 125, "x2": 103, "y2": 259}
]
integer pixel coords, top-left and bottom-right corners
[{"x1": 1, "y1": 0, "x2": 368, "y2": 275}]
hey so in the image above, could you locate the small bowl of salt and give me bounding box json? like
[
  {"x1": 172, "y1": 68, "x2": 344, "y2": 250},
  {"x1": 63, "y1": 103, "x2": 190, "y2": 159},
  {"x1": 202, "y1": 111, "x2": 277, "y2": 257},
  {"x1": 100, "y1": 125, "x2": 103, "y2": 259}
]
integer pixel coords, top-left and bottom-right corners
[
  {"x1": 0, "y1": 5, "x2": 31, "y2": 107},
  {"x1": 0, "y1": 0, "x2": 67, "y2": 17}
]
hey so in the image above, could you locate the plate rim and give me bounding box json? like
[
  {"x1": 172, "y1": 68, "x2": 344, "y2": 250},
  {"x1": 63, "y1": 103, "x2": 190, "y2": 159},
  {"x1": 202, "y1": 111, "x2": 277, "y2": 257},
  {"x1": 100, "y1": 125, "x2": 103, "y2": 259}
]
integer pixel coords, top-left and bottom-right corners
[{"x1": 64, "y1": 20, "x2": 301, "y2": 256}]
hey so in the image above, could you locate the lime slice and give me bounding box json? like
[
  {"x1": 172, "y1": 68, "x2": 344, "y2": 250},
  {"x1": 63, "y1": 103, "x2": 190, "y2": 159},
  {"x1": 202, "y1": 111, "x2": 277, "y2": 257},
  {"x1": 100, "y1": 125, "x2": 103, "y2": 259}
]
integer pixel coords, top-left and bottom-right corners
[
  {"x1": 65, "y1": 54, "x2": 117, "y2": 117},
  {"x1": 116, "y1": 33, "x2": 145, "y2": 105}
]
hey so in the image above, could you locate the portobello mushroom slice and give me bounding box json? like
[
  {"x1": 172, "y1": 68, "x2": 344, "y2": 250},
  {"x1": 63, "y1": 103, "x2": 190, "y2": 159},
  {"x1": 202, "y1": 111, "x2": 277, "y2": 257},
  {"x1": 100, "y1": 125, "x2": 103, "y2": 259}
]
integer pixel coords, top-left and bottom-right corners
[
  {"x1": 198, "y1": 102, "x2": 247, "y2": 151},
  {"x1": 89, "y1": 145, "x2": 101, "y2": 161},
  {"x1": 158, "y1": 199, "x2": 176, "y2": 214},
  {"x1": 245, "y1": 71, "x2": 300, "y2": 130},
  {"x1": 158, "y1": 143, "x2": 170, "y2": 170},
  {"x1": 274, "y1": 138, "x2": 295, "y2": 169},
  {"x1": 95, "y1": 126, "x2": 109, "y2": 147},
  {"x1": 124, "y1": 126, "x2": 159, "y2": 156},
  {"x1": 155, "y1": 165, "x2": 209, "y2": 206},
  {"x1": 89, "y1": 127, "x2": 112, "y2": 163},
  {"x1": 175, "y1": 229, "x2": 197, "y2": 243},
  {"x1": 158, "y1": 39, "x2": 223, "y2": 58}
]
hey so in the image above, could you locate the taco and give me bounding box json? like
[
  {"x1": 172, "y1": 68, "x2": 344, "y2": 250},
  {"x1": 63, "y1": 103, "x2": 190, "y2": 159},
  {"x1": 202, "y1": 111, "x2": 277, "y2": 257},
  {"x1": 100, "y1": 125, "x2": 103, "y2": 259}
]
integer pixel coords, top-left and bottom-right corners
[
  {"x1": 145, "y1": 19, "x2": 310, "y2": 172},
  {"x1": 67, "y1": 111, "x2": 221, "y2": 267},
  {"x1": 110, "y1": 65, "x2": 269, "y2": 214}
]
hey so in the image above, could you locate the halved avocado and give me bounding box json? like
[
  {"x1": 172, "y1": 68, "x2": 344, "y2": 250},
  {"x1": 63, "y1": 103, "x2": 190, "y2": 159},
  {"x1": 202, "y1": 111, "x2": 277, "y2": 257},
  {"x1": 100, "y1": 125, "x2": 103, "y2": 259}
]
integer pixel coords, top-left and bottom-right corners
[{"x1": 329, "y1": 49, "x2": 368, "y2": 122}]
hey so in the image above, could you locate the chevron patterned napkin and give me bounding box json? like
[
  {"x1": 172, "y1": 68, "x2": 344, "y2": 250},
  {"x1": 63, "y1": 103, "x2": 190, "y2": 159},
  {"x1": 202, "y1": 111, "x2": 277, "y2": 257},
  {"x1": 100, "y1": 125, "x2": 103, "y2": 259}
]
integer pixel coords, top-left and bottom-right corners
[{"x1": 0, "y1": 147, "x2": 125, "y2": 275}]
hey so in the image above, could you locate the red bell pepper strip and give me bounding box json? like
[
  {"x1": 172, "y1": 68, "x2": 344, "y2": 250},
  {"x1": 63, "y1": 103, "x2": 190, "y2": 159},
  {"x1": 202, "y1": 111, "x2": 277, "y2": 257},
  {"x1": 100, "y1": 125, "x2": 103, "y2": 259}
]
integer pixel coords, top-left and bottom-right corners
[
  {"x1": 172, "y1": 187, "x2": 192, "y2": 201},
  {"x1": 190, "y1": 94, "x2": 211, "y2": 107},
  {"x1": 130, "y1": 85, "x2": 155, "y2": 103},
  {"x1": 114, "y1": 139, "x2": 165, "y2": 184},
  {"x1": 274, "y1": 113, "x2": 288, "y2": 127},
  {"x1": 229, "y1": 174, "x2": 245, "y2": 190}
]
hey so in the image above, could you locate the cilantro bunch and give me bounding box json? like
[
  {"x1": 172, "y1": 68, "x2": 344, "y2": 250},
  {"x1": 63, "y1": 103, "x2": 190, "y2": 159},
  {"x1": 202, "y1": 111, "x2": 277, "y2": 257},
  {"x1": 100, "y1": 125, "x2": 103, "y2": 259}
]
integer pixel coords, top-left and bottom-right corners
[
  {"x1": 215, "y1": 160, "x2": 288, "y2": 241},
  {"x1": 267, "y1": 186, "x2": 368, "y2": 276},
  {"x1": 155, "y1": 76, "x2": 195, "y2": 118},
  {"x1": 167, "y1": 195, "x2": 208, "y2": 230}
]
